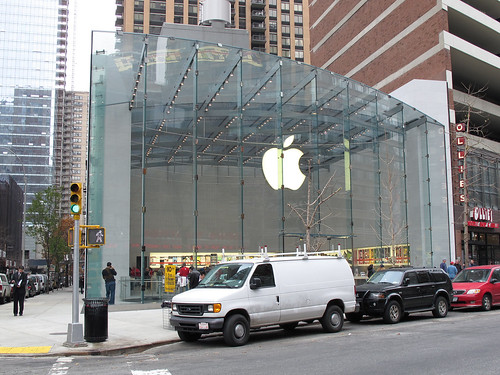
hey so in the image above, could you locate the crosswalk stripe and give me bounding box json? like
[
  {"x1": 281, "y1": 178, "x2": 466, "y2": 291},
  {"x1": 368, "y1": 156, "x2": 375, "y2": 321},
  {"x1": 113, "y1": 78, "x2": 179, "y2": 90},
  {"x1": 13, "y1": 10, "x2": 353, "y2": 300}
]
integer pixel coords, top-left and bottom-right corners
[{"x1": 131, "y1": 370, "x2": 172, "y2": 375}]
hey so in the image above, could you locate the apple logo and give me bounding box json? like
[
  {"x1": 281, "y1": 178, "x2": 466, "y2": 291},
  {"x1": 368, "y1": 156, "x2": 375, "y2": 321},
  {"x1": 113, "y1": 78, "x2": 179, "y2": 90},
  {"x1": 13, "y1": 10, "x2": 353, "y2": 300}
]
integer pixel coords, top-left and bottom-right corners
[{"x1": 262, "y1": 135, "x2": 306, "y2": 190}]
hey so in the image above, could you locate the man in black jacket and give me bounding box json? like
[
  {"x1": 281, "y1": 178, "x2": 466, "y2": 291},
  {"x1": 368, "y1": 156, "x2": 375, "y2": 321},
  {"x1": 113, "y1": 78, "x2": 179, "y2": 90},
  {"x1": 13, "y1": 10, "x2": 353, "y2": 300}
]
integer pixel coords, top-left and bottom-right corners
[
  {"x1": 12, "y1": 266, "x2": 28, "y2": 316},
  {"x1": 102, "y1": 262, "x2": 117, "y2": 304}
]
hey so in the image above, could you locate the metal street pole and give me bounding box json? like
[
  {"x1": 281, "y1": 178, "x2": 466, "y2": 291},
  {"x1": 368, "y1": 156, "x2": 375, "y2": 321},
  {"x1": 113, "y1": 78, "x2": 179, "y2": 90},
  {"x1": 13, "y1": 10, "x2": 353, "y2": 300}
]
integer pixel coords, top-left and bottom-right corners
[{"x1": 64, "y1": 217, "x2": 86, "y2": 347}]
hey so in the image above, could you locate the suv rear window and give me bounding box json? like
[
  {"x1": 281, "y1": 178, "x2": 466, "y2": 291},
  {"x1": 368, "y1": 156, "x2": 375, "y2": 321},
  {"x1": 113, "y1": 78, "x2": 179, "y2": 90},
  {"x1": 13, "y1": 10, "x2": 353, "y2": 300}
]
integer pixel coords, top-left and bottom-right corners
[
  {"x1": 416, "y1": 271, "x2": 431, "y2": 283},
  {"x1": 430, "y1": 271, "x2": 447, "y2": 282}
]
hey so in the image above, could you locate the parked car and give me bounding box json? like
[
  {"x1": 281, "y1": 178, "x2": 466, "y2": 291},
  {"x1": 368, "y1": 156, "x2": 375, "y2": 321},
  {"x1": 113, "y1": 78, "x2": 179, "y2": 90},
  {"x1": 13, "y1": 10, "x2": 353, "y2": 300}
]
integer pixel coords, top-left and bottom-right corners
[
  {"x1": 27, "y1": 275, "x2": 39, "y2": 296},
  {"x1": 0, "y1": 273, "x2": 12, "y2": 304},
  {"x1": 35, "y1": 274, "x2": 49, "y2": 293},
  {"x1": 451, "y1": 265, "x2": 500, "y2": 311},
  {"x1": 170, "y1": 255, "x2": 357, "y2": 346},
  {"x1": 347, "y1": 267, "x2": 452, "y2": 324}
]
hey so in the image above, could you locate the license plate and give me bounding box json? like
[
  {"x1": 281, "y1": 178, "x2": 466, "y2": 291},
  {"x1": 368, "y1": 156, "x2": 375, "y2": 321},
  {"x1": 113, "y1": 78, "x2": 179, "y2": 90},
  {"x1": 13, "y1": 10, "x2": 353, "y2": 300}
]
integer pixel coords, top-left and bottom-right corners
[
  {"x1": 198, "y1": 322, "x2": 209, "y2": 330},
  {"x1": 452, "y1": 297, "x2": 458, "y2": 302}
]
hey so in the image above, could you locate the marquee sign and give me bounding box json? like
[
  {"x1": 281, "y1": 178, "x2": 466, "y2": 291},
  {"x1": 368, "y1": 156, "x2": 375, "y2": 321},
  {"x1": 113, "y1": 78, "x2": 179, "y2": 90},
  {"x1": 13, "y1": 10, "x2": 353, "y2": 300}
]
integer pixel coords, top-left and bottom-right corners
[
  {"x1": 456, "y1": 123, "x2": 466, "y2": 202},
  {"x1": 468, "y1": 207, "x2": 499, "y2": 228}
]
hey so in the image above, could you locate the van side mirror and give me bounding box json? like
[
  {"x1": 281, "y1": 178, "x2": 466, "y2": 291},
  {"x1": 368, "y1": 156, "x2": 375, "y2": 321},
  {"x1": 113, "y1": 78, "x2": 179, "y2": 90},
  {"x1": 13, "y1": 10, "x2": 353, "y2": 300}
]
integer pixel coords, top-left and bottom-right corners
[
  {"x1": 490, "y1": 278, "x2": 498, "y2": 284},
  {"x1": 250, "y1": 277, "x2": 262, "y2": 290}
]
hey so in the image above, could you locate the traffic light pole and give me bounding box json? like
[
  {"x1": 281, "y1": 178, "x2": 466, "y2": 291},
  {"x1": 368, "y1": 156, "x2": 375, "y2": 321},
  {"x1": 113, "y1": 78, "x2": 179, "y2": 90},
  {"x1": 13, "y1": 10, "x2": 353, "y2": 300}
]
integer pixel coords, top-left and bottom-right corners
[{"x1": 64, "y1": 217, "x2": 86, "y2": 347}]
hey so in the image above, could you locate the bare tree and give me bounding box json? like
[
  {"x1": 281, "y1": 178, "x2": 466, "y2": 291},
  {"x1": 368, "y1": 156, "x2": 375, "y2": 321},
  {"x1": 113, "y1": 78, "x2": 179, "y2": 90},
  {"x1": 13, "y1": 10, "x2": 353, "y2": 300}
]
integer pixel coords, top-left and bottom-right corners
[
  {"x1": 372, "y1": 147, "x2": 407, "y2": 266},
  {"x1": 287, "y1": 161, "x2": 341, "y2": 253}
]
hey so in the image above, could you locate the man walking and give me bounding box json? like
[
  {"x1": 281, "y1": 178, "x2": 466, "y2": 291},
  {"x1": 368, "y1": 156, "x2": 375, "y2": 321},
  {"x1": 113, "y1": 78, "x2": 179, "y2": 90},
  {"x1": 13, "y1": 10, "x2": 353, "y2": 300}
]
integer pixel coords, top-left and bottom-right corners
[
  {"x1": 12, "y1": 266, "x2": 27, "y2": 316},
  {"x1": 102, "y1": 262, "x2": 117, "y2": 304},
  {"x1": 440, "y1": 259, "x2": 447, "y2": 273}
]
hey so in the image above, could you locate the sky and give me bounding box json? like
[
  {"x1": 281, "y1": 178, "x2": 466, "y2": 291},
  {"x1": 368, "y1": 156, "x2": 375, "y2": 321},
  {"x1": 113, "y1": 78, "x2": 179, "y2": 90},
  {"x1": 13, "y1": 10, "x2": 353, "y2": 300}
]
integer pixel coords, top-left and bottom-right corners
[{"x1": 67, "y1": 0, "x2": 116, "y2": 91}]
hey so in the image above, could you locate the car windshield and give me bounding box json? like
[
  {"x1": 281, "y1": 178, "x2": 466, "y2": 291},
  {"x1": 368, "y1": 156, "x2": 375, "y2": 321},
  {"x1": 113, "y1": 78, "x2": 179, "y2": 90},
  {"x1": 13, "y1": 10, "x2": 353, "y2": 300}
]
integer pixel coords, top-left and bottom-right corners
[
  {"x1": 453, "y1": 268, "x2": 491, "y2": 283},
  {"x1": 368, "y1": 270, "x2": 404, "y2": 285},
  {"x1": 198, "y1": 263, "x2": 253, "y2": 289}
]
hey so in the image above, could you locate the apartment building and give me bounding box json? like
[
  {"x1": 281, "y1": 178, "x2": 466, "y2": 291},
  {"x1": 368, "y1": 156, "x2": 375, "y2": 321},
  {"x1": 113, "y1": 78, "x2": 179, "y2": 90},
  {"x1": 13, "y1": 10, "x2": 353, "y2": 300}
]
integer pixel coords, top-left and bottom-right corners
[
  {"x1": 54, "y1": 91, "x2": 89, "y2": 214},
  {"x1": 115, "y1": 0, "x2": 310, "y2": 63},
  {"x1": 310, "y1": 0, "x2": 500, "y2": 265}
]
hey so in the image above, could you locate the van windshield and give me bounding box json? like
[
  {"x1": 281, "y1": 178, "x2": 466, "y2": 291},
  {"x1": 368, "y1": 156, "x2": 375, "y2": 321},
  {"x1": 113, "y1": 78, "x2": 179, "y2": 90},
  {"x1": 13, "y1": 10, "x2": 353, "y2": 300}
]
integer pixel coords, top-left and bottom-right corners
[{"x1": 198, "y1": 263, "x2": 253, "y2": 288}]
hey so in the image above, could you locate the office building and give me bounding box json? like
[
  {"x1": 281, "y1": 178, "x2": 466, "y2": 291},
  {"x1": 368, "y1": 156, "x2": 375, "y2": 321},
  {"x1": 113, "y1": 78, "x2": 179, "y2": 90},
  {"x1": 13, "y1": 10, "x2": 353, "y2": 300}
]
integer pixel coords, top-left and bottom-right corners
[
  {"x1": 115, "y1": 0, "x2": 310, "y2": 63},
  {"x1": 0, "y1": 0, "x2": 69, "y2": 262},
  {"x1": 310, "y1": 0, "x2": 500, "y2": 265}
]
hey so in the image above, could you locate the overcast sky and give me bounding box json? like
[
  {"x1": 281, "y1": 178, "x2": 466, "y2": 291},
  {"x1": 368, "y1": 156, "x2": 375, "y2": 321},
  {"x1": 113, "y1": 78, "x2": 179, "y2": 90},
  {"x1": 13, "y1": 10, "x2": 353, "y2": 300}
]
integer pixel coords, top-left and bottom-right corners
[{"x1": 67, "y1": 0, "x2": 116, "y2": 91}]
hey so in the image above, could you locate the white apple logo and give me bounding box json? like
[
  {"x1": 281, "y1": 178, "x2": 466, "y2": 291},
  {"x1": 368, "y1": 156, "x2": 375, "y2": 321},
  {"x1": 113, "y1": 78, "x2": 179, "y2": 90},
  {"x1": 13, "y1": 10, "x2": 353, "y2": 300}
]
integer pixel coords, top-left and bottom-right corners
[{"x1": 262, "y1": 135, "x2": 306, "y2": 190}]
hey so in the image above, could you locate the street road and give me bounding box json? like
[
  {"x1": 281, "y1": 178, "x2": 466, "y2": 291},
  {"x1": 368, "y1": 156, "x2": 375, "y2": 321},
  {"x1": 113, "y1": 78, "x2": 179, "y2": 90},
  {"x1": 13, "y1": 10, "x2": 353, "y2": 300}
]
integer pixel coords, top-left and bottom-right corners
[{"x1": 2, "y1": 308, "x2": 500, "y2": 375}]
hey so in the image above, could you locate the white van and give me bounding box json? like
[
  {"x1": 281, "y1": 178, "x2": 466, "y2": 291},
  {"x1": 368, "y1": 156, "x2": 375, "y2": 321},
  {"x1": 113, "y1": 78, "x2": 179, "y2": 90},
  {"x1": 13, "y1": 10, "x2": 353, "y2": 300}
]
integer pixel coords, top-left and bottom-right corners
[{"x1": 170, "y1": 254, "x2": 357, "y2": 346}]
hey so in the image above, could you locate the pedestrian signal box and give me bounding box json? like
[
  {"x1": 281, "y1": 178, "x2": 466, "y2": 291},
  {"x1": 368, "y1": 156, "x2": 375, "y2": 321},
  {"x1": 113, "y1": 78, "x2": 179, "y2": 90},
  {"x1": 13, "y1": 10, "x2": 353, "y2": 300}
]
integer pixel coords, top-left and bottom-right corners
[
  {"x1": 68, "y1": 228, "x2": 83, "y2": 246},
  {"x1": 87, "y1": 228, "x2": 106, "y2": 246}
]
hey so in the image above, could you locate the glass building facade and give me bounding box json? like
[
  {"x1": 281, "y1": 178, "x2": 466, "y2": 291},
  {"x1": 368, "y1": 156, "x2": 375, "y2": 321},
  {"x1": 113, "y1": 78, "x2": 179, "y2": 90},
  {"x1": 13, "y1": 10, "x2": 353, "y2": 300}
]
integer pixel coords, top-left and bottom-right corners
[
  {"x1": 87, "y1": 31, "x2": 451, "y2": 300},
  {"x1": 0, "y1": 0, "x2": 68, "y2": 256}
]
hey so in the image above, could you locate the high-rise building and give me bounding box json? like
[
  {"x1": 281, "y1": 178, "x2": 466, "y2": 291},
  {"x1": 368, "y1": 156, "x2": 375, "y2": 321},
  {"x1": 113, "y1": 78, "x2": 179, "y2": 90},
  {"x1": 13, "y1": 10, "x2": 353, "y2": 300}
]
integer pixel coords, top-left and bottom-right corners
[
  {"x1": 54, "y1": 91, "x2": 89, "y2": 214},
  {"x1": 310, "y1": 0, "x2": 500, "y2": 264},
  {"x1": 0, "y1": 0, "x2": 69, "y2": 262},
  {"x1": 115, "y1": 0, "x2": 310, "y2": 63}
]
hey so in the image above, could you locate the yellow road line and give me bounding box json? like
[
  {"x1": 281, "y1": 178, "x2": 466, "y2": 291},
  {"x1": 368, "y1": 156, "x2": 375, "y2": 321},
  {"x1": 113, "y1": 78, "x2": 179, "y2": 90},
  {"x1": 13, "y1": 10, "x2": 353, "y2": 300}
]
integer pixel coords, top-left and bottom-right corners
[{"x1": 0, "y1": 346, "x2": 52, "y2": 354}]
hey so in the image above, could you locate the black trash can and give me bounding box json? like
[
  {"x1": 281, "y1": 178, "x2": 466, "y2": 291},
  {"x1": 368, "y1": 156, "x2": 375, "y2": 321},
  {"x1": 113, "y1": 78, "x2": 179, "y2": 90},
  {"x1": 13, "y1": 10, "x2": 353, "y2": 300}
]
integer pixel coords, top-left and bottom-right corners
[{"x1": 83, "y1": 298, "x2": 108, "y2": 342}]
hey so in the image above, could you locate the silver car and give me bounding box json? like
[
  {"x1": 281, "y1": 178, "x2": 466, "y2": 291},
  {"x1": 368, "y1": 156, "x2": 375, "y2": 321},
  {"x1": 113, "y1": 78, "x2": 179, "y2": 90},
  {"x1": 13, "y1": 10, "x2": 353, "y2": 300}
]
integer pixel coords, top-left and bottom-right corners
[{"x1": 0, "y1": 273, "x2": 12, "y2": 304}]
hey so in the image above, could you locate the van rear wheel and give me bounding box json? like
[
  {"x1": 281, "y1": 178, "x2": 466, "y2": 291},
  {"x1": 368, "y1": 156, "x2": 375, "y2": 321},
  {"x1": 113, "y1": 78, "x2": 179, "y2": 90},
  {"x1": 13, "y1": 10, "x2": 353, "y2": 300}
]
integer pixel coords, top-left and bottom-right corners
[
  {"x1": 223, "y1": 314, "x2": 250, "y2": 346},
  {"x1": 320, "y1": 305, "x2": 344, "y2": 333},
  {"x1": 280, "y1": 322, "x2": 298, "y2": 331},
  {"x1": 178, "y1": 331, "x2": 201, "y2": 342}
]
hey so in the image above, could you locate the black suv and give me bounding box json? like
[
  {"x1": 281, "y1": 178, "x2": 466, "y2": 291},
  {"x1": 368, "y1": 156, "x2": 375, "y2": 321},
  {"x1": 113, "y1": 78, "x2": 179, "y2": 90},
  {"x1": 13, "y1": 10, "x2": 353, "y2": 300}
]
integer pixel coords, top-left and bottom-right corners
[{"x1": 347, "y1": 267, "x2": 452, "y2": 324}]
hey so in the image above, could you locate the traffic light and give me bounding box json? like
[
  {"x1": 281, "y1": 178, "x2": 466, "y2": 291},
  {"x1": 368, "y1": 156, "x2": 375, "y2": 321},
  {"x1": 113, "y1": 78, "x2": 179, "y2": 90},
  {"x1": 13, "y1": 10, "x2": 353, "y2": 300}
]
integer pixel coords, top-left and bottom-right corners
[{"x1": 69, "y1": 182, "x2": 82, "y2": 216}]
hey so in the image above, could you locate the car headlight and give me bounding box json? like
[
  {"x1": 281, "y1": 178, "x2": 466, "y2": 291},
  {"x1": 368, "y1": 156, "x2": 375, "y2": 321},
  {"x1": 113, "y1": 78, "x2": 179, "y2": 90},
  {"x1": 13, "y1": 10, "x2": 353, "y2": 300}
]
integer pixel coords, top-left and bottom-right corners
[
  {"x1": 369, "y1": 292, "x2": 385, "y2": 299},
  {"x1": 207, "y1": 303, "x2": 222, "y2": 313},
  {"x1": 466, "y1": 289, "x2": 481, "y2": 295}
]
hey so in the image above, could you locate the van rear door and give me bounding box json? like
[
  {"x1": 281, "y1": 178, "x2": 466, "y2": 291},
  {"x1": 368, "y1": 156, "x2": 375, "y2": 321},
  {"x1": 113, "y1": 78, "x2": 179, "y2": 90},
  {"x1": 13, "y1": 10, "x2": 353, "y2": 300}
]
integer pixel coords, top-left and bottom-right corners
[{"x1": 247, "y1": 263, "x2": 280, "y2": 326}]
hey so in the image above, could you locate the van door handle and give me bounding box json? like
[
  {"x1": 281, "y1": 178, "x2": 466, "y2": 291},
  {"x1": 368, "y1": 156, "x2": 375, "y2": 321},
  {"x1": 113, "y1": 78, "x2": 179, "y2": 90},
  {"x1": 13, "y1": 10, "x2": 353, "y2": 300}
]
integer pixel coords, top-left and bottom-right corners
[{"x1": 276, "y1": 296, "x2": 280, "y2": 303}]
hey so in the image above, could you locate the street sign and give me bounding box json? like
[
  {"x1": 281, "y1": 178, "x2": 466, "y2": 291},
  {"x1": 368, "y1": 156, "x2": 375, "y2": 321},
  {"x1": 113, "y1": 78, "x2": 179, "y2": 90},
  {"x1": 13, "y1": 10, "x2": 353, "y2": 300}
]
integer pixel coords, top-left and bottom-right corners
[
  {"x1": 87, "y1": 228, "x2": 106, "y2": 246},
  {"x1": 164, "y1": 265, "x2": 176, "y2": 293}
]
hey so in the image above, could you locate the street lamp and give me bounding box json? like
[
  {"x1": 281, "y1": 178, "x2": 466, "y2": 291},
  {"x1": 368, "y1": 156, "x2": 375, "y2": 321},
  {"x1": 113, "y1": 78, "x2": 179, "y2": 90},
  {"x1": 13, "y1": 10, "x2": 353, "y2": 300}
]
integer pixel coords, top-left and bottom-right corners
[{"x1": 1, "y1": 147, "x2": 27, "y2": 268}]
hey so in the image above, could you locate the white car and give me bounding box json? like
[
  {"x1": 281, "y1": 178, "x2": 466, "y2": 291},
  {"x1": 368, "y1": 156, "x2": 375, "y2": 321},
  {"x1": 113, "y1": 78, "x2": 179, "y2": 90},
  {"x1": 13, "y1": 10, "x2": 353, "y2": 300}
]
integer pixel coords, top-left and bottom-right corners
[{"x1": 0, "y1": 273, "x2": 12, "y2": 304}]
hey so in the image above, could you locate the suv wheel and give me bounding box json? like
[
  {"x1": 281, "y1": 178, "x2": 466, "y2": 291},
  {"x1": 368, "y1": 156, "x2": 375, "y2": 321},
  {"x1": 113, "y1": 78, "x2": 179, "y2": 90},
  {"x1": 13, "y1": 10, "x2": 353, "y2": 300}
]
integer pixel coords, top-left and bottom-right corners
[
  {"x1": 481, "y1": 294, "x2": 492, "y2": 311},
  {"x1": 432, "y1": 296, "x2": 448, "y2": 318},
  {"x1": 383, "y1": 300, "x2": 402, "y2": 324},
  {"x1": 346, "y1": 312, "x2": 362, "y2": 323}
]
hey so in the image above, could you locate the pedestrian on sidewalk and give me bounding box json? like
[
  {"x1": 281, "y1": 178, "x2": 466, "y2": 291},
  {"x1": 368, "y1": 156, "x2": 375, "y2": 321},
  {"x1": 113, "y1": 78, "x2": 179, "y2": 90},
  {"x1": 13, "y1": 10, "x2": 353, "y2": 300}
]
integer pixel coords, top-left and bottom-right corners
[
  {"x1": 102, "y1": 262, "x2": 117, "y2": 304},
  {"x1": 12, "y1": 265, "x2": 27, "y2": 316}
]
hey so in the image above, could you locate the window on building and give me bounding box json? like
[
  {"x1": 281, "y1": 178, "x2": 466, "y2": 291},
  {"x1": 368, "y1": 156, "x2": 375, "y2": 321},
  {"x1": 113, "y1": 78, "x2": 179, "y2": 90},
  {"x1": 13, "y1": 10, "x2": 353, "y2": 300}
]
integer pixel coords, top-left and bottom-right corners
[
  {"x1": 270, "y1": 45, "x2": 278, "y2": 55},
  {"x1": 294, "y1": 26, "x2": 303, "y2": 35},
  {"x1": 269, "y1": 8, "x2": 277, "y2": 18},
  {"x1": 295, "y1": 50, "x2": 304, "y2": 60},
  {"x1": 281, "y1": 2, "x2": 290, "y2": 11},
  {"x1": 294, "y1": 4, "x2": 303, "y2": 12},
  {"x1": 282, "y1": 49, "x2": 290, "y2": 58},
  {"x1": 282, "y1": 25, "x2": 290, "y2": 35},
  {"x1": 294, "y1": 14, "x2": 303, "y2": 24},
  {"x1": 281, "y1": 13, "x2": 290, "y2": 23},
  {"x1": 282, "y1": 37, "x2": 290, "y2": 46}
]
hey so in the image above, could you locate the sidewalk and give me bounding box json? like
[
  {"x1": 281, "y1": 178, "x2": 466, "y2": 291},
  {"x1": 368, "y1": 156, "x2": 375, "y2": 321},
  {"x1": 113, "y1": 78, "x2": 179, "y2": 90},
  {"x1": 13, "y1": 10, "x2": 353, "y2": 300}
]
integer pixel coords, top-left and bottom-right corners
[{"x1": 0, "y1": 287, "x2": 179, "y2": 356}]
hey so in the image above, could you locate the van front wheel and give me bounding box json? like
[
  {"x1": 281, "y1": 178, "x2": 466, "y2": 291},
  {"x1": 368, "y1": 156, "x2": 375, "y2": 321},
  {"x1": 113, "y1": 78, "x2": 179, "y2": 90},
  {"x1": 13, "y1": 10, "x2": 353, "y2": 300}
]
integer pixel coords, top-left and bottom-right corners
[
  {"x1": 223, "y1": 314, "x2": 250, "y2": 346},
  {"x1": 320, "y1": 305, "x2": 344, "y2": 333},
  {"x1": 178, "y1": 331, "x2": 201, "y2": 342}
]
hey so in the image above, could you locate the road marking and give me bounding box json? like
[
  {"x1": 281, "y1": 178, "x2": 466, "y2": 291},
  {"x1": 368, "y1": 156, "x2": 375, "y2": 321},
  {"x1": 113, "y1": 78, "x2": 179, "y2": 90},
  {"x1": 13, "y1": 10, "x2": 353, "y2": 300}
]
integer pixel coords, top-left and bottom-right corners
[
  {"x1": 0, "y1": 346, "x2": 52, "y2": 354},
  {"x1": 131, "y1": 371, "x2": 172, "y2": 375},
  {"x1": 48, "y1": 357, "x2": 74, "y2": 375}
]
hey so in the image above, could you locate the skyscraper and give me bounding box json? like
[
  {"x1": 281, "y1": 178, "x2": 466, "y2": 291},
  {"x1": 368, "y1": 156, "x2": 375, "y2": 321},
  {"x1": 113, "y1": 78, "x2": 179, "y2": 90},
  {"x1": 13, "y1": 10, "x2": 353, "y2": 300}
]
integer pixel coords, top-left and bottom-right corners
[
  {"x1": 0, "y1": 0, "x2": 69, "y2": 260},
  {"x1": 309, "y1": 0, "x2": 500, "y2": 264},
  {"x1": 115, "y1": 0, "x2": 310, "y2": 63}
]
